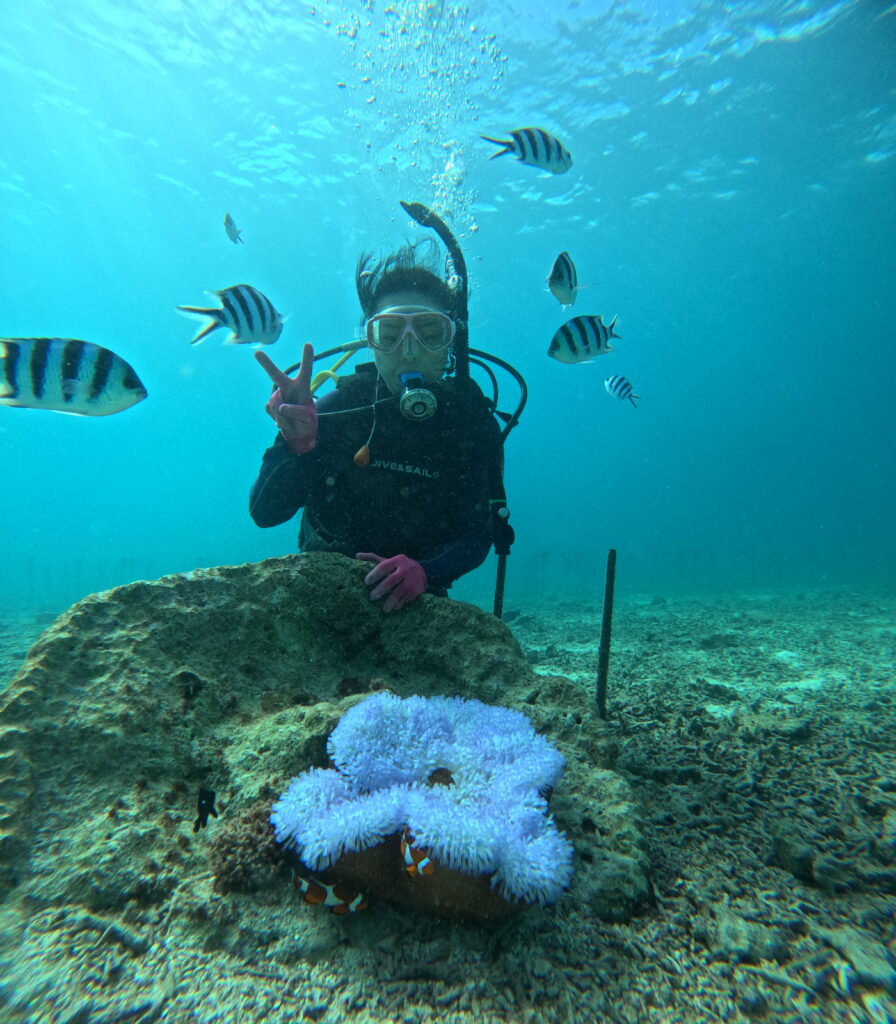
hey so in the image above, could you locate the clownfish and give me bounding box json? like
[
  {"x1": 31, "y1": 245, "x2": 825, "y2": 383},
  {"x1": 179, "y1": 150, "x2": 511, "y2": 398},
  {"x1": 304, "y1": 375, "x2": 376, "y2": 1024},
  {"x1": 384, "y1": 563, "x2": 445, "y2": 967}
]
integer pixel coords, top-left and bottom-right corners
[
  {"x1": 294, "y1": 875, "x2": 367, "y2": 914},
  {"x1": 401, "y1": 827, "x2": 435, "y2": 877}
]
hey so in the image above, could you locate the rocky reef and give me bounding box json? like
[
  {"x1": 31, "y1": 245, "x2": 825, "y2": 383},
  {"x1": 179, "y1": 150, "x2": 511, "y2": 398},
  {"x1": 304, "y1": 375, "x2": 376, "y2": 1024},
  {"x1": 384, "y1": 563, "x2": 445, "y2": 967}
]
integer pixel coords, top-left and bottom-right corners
[{"x1": 0, "y1": 553, "x2": 649, "y2": 932}]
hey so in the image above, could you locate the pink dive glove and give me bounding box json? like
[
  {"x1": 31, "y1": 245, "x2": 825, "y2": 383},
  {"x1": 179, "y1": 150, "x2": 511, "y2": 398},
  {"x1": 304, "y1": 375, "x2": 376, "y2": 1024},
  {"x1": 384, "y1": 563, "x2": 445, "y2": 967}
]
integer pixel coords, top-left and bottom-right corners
[
  {"x1": 265, "y1": 388, "x2": 318, "y2": 455},
  {"x1": 356, "y1": 553, "x2": 428, "y2": 613}
]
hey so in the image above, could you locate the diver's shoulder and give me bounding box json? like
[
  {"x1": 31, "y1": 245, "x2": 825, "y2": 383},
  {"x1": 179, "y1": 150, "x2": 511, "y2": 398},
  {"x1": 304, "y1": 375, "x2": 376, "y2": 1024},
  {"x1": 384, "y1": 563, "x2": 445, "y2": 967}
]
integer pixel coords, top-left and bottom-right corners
[
  {"x1": 444, "y1": 373, "x2": 487, "y2": 401},
  {"x1": 442, "y1": 375, "x2": 501, "y2": 436},
  {"x1": 315, "y1": 363, "x2": 377, "y2": 410},
  {"x1": 335, "y1": 361, "x2": 378, "y2": 390},
  {"x1": 446, "y1": 375, "x2": 495, "y2": 418}
]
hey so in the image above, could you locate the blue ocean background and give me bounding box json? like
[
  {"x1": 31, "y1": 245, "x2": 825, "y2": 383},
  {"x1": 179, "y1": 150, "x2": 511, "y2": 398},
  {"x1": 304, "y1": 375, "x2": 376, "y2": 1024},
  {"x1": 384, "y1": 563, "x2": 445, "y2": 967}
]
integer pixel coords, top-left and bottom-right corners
[{"x1": 1, "y1": 0, "x2": 894, "y2": 616}]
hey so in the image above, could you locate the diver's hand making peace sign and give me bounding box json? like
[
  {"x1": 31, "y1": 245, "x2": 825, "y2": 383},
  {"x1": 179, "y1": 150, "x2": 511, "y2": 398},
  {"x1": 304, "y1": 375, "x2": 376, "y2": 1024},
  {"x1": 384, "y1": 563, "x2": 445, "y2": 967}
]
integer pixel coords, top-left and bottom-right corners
[{"x1": 255, "y1": 343, "x2": 318, "y2": 454}]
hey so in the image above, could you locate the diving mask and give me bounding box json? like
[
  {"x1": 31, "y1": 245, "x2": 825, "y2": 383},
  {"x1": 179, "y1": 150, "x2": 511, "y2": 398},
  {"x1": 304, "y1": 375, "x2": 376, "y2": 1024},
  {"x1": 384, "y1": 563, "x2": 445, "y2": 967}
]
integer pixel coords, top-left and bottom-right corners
[{"x1": 365, "y1": 309, "x2": 455, "y2": 353}]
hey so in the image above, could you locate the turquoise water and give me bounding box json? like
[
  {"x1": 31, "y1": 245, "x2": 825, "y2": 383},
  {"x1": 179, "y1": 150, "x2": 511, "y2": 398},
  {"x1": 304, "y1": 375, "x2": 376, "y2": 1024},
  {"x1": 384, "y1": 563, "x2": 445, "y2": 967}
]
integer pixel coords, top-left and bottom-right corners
[{"x1": 1, "y1": 0, "x2": 894, "y2": 614}]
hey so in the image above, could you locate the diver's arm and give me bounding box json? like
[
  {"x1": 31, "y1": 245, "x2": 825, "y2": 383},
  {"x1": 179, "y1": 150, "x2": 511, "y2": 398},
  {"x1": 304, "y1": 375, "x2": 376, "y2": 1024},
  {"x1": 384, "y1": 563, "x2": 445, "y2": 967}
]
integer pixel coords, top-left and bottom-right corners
[
  {"x1": 417, "y1": 396, "x2": 504, "y2": 587},
  {"x1": 417, "y1": 534, "x2": 493, "y2": 590},
  {"x1": 254, "y1": 345, "x2": 318, "y2": 454},
  {"x1": 249, "y1": 362, "x2": 345, "y2": 528},
  {"x1": 249, "y1": 436, "x2": 314, "y2": 527},
  {"x1": 419, "y1": 449, "x2": 499, "y2": 585}
]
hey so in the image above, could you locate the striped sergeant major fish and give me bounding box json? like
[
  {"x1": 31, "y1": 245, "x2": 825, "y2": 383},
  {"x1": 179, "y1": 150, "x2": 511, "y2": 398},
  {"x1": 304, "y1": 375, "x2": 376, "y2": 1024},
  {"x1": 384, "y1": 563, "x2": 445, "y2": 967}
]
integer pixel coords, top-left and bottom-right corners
[
  {"x1": 605, "y1": 374, "x2": 639, "y2": 407},
  {"x1": 548, "y1": 315, "x2": 620, "y2": 364},
  {"x1": 177, "y1": 283, "x2": 284, "y2": 345},
  {"x1": 480, "y1": 127, "x2": 573, "y2": 175},
  {"x1": 223, "y1": 212, "x2": 243, "y2": 244},
  {"x1": 0, "y1": 337, "x2": 147, "y2": 416},
  {"x1": 547, "y1": 251, "x2": 578, "y2": 307}
]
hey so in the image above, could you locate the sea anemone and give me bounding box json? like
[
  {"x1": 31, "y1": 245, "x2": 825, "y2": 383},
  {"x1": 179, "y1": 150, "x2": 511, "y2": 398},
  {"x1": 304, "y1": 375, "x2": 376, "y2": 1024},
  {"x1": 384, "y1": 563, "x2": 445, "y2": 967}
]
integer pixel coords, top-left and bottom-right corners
[{"x1": 271, "y1": 692, "x2": 573, "y2": 908}]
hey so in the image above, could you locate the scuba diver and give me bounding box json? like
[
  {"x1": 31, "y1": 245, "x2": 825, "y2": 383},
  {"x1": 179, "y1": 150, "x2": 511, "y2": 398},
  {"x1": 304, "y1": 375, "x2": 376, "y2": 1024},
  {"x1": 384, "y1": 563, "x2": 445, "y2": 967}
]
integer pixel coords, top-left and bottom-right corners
[{"x1": 249, "y1": 204, "x2": 515, "y2": 614}]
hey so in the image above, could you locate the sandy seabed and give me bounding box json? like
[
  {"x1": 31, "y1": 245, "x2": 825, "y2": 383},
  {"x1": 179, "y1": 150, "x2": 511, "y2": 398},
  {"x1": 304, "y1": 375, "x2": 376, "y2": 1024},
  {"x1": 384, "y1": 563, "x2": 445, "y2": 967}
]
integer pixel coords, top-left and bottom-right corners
[{"x1": 1, "y1": 587, "x2": 894, "y2": 1024}]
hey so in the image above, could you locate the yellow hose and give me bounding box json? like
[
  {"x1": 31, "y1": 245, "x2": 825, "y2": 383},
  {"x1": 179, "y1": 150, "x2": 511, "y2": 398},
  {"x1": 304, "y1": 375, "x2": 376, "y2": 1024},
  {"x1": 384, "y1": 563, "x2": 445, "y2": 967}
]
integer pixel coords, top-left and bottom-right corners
[{"x1": 310, "y1": 349, "x2": 356, "y2": 394}]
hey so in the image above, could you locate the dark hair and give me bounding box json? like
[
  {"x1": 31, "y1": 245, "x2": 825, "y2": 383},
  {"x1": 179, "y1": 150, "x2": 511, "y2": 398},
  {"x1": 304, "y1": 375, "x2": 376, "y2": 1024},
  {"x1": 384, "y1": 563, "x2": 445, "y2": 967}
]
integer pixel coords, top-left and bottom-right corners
[{"x1": 355, "y1": 239, "x2": 459, "y2": 322}]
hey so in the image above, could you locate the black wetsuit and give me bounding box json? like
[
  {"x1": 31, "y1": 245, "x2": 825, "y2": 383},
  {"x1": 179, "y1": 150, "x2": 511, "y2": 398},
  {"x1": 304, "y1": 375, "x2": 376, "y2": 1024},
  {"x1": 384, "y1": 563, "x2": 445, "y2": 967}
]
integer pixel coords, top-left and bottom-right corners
[{"x1": 249, "y1": 363, "x2": 504, "y2": 591}]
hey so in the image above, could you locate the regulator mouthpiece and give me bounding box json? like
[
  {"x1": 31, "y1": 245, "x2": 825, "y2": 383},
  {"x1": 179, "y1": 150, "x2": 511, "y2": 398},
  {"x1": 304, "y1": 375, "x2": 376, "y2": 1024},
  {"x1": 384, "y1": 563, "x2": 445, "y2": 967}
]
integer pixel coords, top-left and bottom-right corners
[{"x1": 399, "y1": 372, "x2": 437, "y2": 421}]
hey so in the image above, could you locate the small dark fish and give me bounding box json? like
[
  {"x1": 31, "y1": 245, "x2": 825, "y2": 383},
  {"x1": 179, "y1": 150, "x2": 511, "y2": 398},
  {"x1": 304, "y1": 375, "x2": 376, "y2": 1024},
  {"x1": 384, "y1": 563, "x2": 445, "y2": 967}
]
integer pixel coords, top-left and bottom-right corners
[
  {"x1": 547, "y1": 251, "x2": 578, "y2": 307},
  {"x1": 223, "y1": 212, "x2": 243, "y2": 244},
  {"x1": 480, "y1": 127, "x2": 572, "y2": 174},
  {"x1": 548, "y1": 315, "x2": 619, "y2": 364},
  {"x1": 0, "y1": 337, "x2": 147, "y2": 416},
  {"x1": 193, "y1": 788, "x2": 218, "y2": 832},
  {"x1": 177, "y1": 283, "x2": 284, "y2": 345},
  {"x1": 605, "y1": 374, "x2": 639, "y2": 407}
]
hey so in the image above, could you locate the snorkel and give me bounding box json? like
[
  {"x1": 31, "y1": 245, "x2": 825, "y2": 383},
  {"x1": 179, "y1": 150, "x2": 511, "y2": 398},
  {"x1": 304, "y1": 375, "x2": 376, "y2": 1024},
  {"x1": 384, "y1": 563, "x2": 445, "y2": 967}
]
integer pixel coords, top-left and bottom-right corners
[{"x1": 399, "y1": 200, "x2": 469, "y2": 382}]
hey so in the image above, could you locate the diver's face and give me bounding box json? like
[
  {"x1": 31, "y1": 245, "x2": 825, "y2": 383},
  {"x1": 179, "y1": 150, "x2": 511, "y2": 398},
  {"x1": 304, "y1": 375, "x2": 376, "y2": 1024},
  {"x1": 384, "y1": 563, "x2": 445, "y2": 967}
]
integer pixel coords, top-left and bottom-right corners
[{"x1": 368, "y1": 291, "x2": 452, "y2": 394}]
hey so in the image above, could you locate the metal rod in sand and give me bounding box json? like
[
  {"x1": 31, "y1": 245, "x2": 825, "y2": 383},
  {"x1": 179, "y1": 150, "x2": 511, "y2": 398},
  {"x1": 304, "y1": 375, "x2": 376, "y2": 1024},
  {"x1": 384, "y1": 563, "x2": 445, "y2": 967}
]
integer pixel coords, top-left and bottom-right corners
[{"x1": 595, "y1": 549, "x2": 617, "y2": 719}]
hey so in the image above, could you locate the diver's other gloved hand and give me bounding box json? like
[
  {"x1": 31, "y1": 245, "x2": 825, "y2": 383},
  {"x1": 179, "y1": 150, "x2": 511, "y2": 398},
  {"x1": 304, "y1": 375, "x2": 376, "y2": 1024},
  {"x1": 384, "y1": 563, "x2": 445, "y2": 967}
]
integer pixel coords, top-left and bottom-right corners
[
  {"x1": 356, "y1": 553, "x2": 428, "y2": 613},
  {"x1": 255, "y1": 343, "x2": 318, "y2": 454}
]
